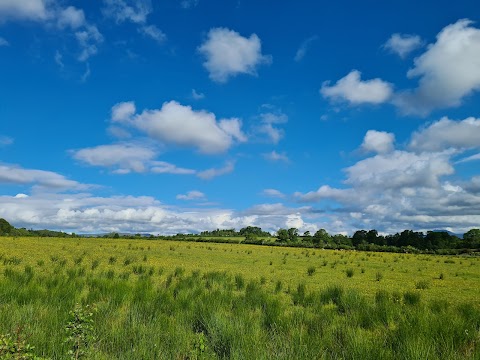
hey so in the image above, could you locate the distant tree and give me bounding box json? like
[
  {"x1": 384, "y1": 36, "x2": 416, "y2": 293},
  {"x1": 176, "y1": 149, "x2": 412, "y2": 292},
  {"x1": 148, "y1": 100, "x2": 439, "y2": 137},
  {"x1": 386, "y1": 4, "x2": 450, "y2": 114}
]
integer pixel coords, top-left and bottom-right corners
[
  {"x1": 313, "y1": 229, "x2": 330, "y2": 246},
  {"x1": 276, "y1": 229, "x2": 289, "y2": 242},
  {"x1": 332, "y1": 234, "x2": 352, "y2": 246},
  {"x1": 239, "y1": 226, "x2": 270, "y2": 237},
  {"x1": 112, "y1": 232, "x2": 120, "y2": 239},
  {"x1": 287, "y1": 228, "x2": 299, "y2": 242},
  {"x1": 366, "y1": 229, "x2": 378, "y2": 244},
  {"x1": 463, "y1": 229, "x2": 480, "y2": 249},
  {"x1": 0, "y1": 218, "x2": 13, "y2": 235},
  {"x1": 424, "y1": 231, "x2": 459, "y2": 250},
  {"x1": 352, "y1": 230, "x2": 368, "y2": 247}
]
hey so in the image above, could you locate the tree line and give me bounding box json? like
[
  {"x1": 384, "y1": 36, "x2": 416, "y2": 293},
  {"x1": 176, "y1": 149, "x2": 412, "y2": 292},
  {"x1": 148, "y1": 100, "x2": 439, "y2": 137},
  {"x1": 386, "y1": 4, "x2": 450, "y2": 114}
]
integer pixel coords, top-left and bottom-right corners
[{"x1": 1, "y1": 217, "x2": 479, "y2": 252}]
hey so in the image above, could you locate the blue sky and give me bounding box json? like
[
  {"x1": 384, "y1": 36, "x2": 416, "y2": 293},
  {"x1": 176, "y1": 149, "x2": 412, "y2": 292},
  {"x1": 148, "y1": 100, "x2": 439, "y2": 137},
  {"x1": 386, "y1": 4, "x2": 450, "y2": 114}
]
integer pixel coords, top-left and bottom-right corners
[{"x1": 1, "y1": 0, "x2": 480, "y2": 235}]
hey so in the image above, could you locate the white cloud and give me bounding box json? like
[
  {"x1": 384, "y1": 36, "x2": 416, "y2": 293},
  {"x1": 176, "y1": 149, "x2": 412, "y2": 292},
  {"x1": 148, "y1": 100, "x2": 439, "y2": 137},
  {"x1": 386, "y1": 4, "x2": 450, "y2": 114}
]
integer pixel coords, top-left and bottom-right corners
[
  {"x1": 0, "y1": 2, "x2": 103, "y2": 64},
  {"x1": 457, "y1": 153, "x2": 480, "y2": 164},
  {"x1": 191, "y1": 89, "x2": 205, "y2": 100},
  {"x1": 198, "y1": 27, "x2": 271, "y2": 83},
  {"x1": 122, "y1": 100, "x2": 246, "y2": 154},
  {"x1": 176, "y1": 190, "x2": 206, "y2": 201},
  {"x1": 108, "y1": 126, "x2": 132, "y2": 139},
  {"x1": 394, "y1": 19, "x2": 480, "y2": 115},
  {"x1": 139, "y1": 24, "x2": 167, "y2": 43},
  {"x1": 256, "y1": 111, "x2": 288, "y2": 144},
  {"x1": 295, "y1": 148, "x2": 480, "y2": 234},
  {"x1": 0, "y1": 0, "x2": 48, "y2": 22},
  {"x1": 345, "y1": 150, "x2": 454, "y2": 189},
  {"x1": 80, "y1": 63, "x2": 91, "y2": 82},
  {"x1": 361, "y1": 130, "x2": 395, "y2": 154},
  {"x1": 180, "y1": 0, "x2": 199, "y2": 9},
  {"x1": 293, "y1": 113, "x2": 480, "y2": 233},
  {"x1": 321, "y1": 70, "x2": 393, "y2": 105},
  {"x1": 0, "y1": 135, "x2": 13, "y2": 147},
  {"x1": 262, "y1": 189, "x2": 285, "y2": 198},
  {"x1": 0, "y1": 192, "x2": 321, "y2": 234},
  {"x1": 54, "y1": 50, "x2": 64, "y2": 68},
  {"x1": 219, "y1": 118, "x2": 247, "y2": 142},
  {"x1": 72, "y1": 142, "x2": 197, "y2": 175},
  {"x1": 57, "y1": 6, "x2": 85, "y2": 29},
  {"x1": 150, "y1": 161, "x2": 196, "y2": 175},
  {"x1": 0, "y1": 163, "x2": 87, "y2": 190},
  {"x1": 383, "y1": 33, "x2": 423, "y2": 58},
  {"x1": 197, "y1": 161, "x2": 234, "y2": 180},
  {"x1": 111, "y1": 101, "x2": 136, "y2": 122},
  {"x1": 295, "y1": 185, "x2": 353, "y2": 203},
  {"x1": 294, "y1": 35, "x2": 317, "y2": 62},
  {"x1": 102, "y1": 0, "x2": 152, "y2": 24},
  {"x1": 263, "y1": 151, "x2": 289, "y2": 162},
  {"x1": 72, "y1": 143, "x2": 156, "y2": 173},
  {"x1": 257, "y1": 124, "x2": 284, "y2": 144},
  {"x1": 409, "y1": 117, "x2": 480, "y2": 152},
  {"x1": 0, "y1": 37, "x2": 9, "y2": 46},
  {"x1": 76, "y1": 25, "x2": 104, "y2": 62}
]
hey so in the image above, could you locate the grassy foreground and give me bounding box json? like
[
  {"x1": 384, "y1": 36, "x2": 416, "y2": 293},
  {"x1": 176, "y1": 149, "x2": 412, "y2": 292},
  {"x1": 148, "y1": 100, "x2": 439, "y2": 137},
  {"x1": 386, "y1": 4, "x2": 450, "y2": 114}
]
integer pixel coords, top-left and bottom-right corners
[{"x1": 0, "y1": 236, "x2": 479, "y2": 359}]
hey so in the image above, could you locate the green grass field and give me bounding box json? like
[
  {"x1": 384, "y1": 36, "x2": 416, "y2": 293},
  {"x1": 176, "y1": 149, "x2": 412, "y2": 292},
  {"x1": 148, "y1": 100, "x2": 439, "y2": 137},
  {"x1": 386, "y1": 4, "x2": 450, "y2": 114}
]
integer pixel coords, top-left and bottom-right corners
[{"x1": 1, "y1": 236, "x2": 479, "y2": 359}]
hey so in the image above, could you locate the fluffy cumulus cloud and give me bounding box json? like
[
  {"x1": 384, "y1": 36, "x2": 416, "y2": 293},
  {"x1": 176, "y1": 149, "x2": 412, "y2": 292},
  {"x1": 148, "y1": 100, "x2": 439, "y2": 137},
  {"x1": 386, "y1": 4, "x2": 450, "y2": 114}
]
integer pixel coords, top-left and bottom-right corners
[
  {"x1": 72, "y1": 143, "x2": 157, "y2": 173},
  {"x1": 176, "y1": 190, "x2": 206, "y2": 201},
  {"x1": 394, "y1": 19, "x2": 480, "y2": 115},
  {"x1": 294, "y1": 117, "x2": 480, "y2": 233},
  {"x1": 344, "y1": 150, "x2": 454, "y2": 189},
  {"x1": 116, "y1": 100, "x2": 246, "y2": 154},
  {"x1": 321, "y1": 70, "x2": 393, "y2": 105},
  {"x1": 72, "y1": 143, "x2": 196, "y2": 175},
  {"x1": 198, "y1": 27, "x2": 271, "y2": 83},
  {"x1": 0, "y1": 191, "x2": 320, "y2": 234},
  {"x1": 383, "y1": 33, "x2": 423, "y2": 58},
  {"x1": 111, "y1": 101, "x2": 136, "y2": 122},
  {"x1": 0, "y1": 0, "x2": 48, "y2": 22},
  {"x1": 409, "y1": 117, "x2": 480, "y2": 152},
  {"x1": 361, "y1": 130, "x2": 395, "y2": 154}
]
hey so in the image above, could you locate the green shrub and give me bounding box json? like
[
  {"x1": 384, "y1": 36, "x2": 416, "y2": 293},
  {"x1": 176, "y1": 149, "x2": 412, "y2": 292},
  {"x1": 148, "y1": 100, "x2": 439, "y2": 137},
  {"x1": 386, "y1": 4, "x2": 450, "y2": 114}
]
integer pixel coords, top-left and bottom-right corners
[{"x1": 403, "y1": 291, "x2": 421, "y2": 305}]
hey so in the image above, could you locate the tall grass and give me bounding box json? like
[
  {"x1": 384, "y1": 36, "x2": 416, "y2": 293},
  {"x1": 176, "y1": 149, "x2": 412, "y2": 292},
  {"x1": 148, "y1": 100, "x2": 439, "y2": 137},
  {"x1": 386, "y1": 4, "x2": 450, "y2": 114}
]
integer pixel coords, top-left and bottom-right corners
[{"x1": 0, "y1": 265, "x2": 479, "y2": 359}]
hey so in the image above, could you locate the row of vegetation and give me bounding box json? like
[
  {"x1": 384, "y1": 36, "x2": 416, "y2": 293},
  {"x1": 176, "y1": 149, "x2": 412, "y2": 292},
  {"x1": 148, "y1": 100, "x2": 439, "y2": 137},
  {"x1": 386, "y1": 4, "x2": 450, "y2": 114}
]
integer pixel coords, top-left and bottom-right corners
[{"x1": 2, "y1": 218, "x2": 479, "y2": 254}]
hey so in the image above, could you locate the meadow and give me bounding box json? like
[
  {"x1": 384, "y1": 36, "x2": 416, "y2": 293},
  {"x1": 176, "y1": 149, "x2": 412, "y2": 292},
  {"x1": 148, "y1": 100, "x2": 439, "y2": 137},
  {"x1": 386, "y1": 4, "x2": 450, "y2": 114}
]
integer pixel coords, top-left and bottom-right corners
[{"x1": 0, "y1": 236, "x2": 479, "y2": 359}]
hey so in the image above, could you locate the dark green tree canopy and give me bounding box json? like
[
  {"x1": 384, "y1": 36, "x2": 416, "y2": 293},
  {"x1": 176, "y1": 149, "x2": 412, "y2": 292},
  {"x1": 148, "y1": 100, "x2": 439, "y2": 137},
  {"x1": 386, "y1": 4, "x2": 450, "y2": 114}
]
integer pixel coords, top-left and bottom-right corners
[{"x1": 0, "y1": 218, "x2": 13, "y2": 235}]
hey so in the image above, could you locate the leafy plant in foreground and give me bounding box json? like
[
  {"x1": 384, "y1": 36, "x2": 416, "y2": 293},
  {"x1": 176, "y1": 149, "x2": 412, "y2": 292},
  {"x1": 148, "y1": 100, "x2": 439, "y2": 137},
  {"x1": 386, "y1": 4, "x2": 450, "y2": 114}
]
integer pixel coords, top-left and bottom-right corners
[
  {"x1": 64, "y1": 304, "x2": 96, "y2": 360},
  {"x1": 0, "y1": 327, "x2": 46, "y2": 360}
]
